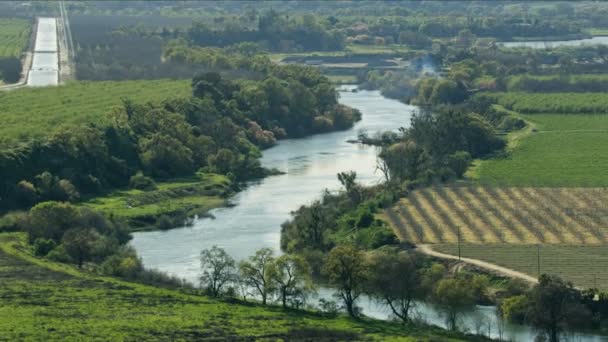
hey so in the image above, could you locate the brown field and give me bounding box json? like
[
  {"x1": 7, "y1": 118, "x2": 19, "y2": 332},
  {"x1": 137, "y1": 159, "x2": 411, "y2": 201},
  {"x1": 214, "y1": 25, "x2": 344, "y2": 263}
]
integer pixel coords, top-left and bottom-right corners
[
  {"x1": 381, "y1": 186, "x2": 608, "y2": 244},
  {"x1": 381, "y1": 185, "x2": 608, "y2": 288}
]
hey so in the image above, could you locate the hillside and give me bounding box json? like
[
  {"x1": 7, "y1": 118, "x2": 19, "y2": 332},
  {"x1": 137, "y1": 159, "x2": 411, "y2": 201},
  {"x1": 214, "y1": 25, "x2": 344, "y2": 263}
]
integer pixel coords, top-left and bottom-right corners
[{"x1": 0, "y1": 233, "x2": 478, "y2": 341}]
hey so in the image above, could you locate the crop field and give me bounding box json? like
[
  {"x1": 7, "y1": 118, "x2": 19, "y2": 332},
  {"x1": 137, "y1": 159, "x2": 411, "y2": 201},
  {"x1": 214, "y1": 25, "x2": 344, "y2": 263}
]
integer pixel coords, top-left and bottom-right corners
[
  {"x1": 82, "y1": 174, "x2": 231, "y2": 231},
  {"x1": 0, "y1": 80, "x2": 190, "y2": 144},
  {"x1": 475, "y1": 114, "x2": 608, "y2": 186},
  {"x1": 488, "y1": 92, "x2": 608, "y2": 113},
  {"x1": 432, "y1": 244, "x2": 608, "y2": 290},
  {"x1": 0, "y1": 19, "x2": 31, "y2": 58},
  {"x1": 382, "y1": 186, "x2": 608, "y2": 244},
  {"x1": 0, "y1": 233, "x2": 472, "y2": 341}
]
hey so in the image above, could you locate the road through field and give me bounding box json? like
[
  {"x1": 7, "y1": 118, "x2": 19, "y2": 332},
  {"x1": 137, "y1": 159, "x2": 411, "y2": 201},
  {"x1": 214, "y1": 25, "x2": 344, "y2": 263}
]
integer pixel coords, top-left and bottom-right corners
[{"x1": 416, "y1": 244, "x2": 539, "y2": 284}]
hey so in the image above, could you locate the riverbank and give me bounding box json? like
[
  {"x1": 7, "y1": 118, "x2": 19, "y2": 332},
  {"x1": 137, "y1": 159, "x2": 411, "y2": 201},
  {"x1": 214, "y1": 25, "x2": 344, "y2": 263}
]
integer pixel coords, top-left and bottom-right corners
[
  {"x1": 0, "y1": 232, "x2": 484, "y2": 341},
  {"x1": 80, "y1": 173, "x2": 233, "y2": 232}
]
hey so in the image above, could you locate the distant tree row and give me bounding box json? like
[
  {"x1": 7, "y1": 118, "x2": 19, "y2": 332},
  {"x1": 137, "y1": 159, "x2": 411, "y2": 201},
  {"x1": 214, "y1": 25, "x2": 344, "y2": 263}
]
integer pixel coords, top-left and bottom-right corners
[{"x1": 187, "y1": 11, "x2": 344, "y2": 52}]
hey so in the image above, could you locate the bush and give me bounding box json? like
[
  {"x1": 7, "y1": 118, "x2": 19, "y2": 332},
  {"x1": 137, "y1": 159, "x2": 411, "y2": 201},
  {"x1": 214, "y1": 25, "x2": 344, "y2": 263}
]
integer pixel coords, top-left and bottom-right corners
[
  {"x1": 501, "y1": 295, "x2": 528, "y2": 324},
  {"x1": 100, "y1": 247, "x2": 143, "y2": 278},
  {"x1": 129, "y1": 172, "x2": 157, "y2": 191},
  {"x1": 46, "y1": 244, "x2": 72, "y2": 263},
  {"x1": 155, "y1": 214, "x2": 174, "y2": 230},
  {"x1": 33, "y1": 238, "x2": 56, "y2": 257},
  {"x1": 445, "y1": 151, "x2": 472, "y2": 178}
]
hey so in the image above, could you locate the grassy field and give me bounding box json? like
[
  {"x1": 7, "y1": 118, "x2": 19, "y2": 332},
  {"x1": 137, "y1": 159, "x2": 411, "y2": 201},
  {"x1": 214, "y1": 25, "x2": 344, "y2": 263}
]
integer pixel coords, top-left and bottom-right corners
[
  {"x1": 0, "y1": 233, "x2": 476, "y2": 341},
  {"x1": 382, "y1": 185, "x2": 608, "y2": 245},
  {"x1": 487, "y1": 92, "x2": 608, "y2": 113},
  {"x1": 82, "y1": 173, "x2": 231, "y2": 231},
  {"x1": 0, "y1": 80, "x2": 190, "y2": 144},
  {"x1": 474, "y1": 114, "x2": 608, "y2": 186},
  {"x1": 0, "y1": 19, "x2": 31, "y2": 58},
  {"x1": 433, "y1": 244, "x2": 608, "y2": 290}
]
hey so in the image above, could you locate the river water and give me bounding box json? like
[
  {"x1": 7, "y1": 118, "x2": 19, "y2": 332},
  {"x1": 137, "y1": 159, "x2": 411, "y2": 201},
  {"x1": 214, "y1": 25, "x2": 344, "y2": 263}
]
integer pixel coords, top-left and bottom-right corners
[
  {"x1": 501, "y1": 36, "x2": 608, "y2": 49},
  {"x1": 131, "y1": 87, "x2": 607, "y2": 341}
]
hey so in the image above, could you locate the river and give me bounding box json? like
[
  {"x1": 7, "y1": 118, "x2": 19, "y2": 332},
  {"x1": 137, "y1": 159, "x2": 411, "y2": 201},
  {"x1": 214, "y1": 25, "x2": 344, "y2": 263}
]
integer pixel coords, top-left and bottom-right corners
[
  {"x1": 500, "y1": 36, "x2": 608, "y2": 49},
  {"x1": 131, "y1": 86, "x2": 607, "y2": 341}
]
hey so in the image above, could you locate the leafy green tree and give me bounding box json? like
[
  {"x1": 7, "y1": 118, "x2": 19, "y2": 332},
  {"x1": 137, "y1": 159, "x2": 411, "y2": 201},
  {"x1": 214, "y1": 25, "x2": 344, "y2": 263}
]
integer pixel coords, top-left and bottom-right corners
[
  {"x1": 238, "y1": 248, "x2": 276, "y2": 305},
  {"x1": 200, "y1": 246, "x2": 236, "y2": 297},
  {"x1": 433, "y1": 277, "x2": 476, "y2": 331},
  {"x1": 272, "y1": 254, "x2": 314, "y2": 308},
  {"x1": 62, "y1": 228, "x2": 102, "y2": 268},
  {"x1": 139, "y1": 133, "x2": 194, "y2": 178},
  {"x1": 22, "y1": 201, "x2": 80, "y2": 243},
  {"x1": 366, "y1": 248, "x2": 422, "y2": 323},
  {"x1": 525, "y1": 275, "x2": 590, "y2": 342},
  {"x1": 323, "y1": 245, "x2": 369, "y2": 318}
]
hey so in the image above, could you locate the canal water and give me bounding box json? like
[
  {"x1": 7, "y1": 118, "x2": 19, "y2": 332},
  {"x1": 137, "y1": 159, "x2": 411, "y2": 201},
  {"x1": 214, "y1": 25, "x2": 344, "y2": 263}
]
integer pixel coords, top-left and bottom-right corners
[
  {"x1": 27, "y1": 17, "x2": 59, "y2": 86},
  {"x1": 501, "y1": 36, "x2": 608, "y2": 49},
  {"x1": 131, "y1": 86, "x2": 607, "y2": 341}
]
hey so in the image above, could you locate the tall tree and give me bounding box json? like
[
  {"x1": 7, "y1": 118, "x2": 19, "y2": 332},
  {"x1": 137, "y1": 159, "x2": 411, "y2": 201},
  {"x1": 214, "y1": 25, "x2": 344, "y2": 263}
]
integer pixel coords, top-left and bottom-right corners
[
  {"x1": 366, "y1": 248, "x2": 422, "y2": 323},
  {"x1": 272, "y1": 254, "x2": 314, "y2": 308},
  {"x1": 62, "y1": 228, "x2": 101, "y2": 268},
  {"x1": 323, "y1": 245, "x2": 368, "y2": 317},
  {"x1": 433, "y1": 277, "x2": 476, "y2": 331},
  {"x1": 238, "y1": 248, "x2": 276, "y2": 305},
  {"x1": 200, "y1": 246, "x2": 236, "y2": 297},
  {"x1": 525, "y1": 275, "x2": 590, "y2": 342}
]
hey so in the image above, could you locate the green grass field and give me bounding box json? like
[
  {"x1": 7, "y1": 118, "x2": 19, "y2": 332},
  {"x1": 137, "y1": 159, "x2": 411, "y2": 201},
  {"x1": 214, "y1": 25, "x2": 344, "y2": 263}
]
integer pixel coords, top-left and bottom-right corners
[
  {"x1": 0, "y1": 19, "x2": 31, "y2": 58},
  {"x1": 0, "y1": 232, "x2": 476, "y2": 341},
  {"x1": 82, "y1": 173, "x2": 231, "y2": 231},
  {"x1": 0, "y1": 80, "x2": 190, "y2": 144},
  {"x1": 433, "y1": 244, "x2": 608, "y2": 290},
  {"x1": 474, "y1": 113, "x2": 608, "y2": 186}
]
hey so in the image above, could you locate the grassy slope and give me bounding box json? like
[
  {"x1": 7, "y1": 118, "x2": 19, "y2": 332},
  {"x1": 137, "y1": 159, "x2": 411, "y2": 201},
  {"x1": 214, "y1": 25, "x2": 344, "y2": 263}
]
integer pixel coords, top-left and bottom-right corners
[
  {"x1": 474, "y1": 113, "x2": 608, "y2": 186},
  {"x1": 0, "y1": 80, "x2": 190, "y2": 144},
  {"x1": 81, "y1": 173, "x2": 231, "y2": 231},
  {"x1": 0, "y1": 18, "x2": 30, "y2": 58},
  {"x1": 0, "y1": 233, "x2": 475, "y2": 341}
]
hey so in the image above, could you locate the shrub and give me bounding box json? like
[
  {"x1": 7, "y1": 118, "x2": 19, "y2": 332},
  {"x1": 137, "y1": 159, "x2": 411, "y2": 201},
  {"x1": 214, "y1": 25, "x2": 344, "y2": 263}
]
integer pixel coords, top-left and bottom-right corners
[
  {"x1": 445, "y1": 151, "x2": 472, "y2": 178},
  {"x1": 501, "y1": 295, "x2": 528, "y2": 324},
  {"x1": 46, "y1": 244, "x2": 72, "y2": 263},
  {"x1": 100, "y1": 247, "x2": 143, "y2": 278},
  {"x1": 129, "y1": 172, "x2": 157, "y2": 191},
  {"x1": 155, "y1": 215, "x2": 174, "y2": 230},
  {"x1": 33, "y1": 238, "x2": 56, "y2": 257}
]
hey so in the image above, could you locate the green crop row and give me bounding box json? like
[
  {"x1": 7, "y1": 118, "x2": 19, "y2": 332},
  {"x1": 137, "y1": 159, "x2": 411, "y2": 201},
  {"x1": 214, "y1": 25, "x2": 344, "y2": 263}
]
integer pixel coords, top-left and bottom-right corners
[
  {"x1": 0, "y1": 80, "x2": 190, "y2": 144},
  {"x1": 487, "y1": 92, "x2": 608, "y2": 114},
  {"x1": 0, "y1": 19, "x2": 30, "y2": 58},
  {"x1": 433, "y1": 244, "x2": 608, "y2": 290}
]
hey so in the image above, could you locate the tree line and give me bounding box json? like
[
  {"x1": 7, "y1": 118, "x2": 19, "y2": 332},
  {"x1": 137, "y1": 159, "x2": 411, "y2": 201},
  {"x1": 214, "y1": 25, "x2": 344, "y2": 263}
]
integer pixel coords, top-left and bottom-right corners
[{"x1": 199, "y1": 243, "x2": 492, "y2": 327}]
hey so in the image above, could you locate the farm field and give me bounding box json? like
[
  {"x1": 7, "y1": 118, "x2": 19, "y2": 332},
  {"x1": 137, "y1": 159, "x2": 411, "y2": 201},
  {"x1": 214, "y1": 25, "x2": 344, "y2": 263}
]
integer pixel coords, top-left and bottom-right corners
[
  {"x1": 81, "y1": 173, "x2": 231, "y2": 231},
  {"x1": 0, "y1": 18, "x2": 31, "y2": 58},
  {"x1": 487, "y1": 92, "x2": 608, "y2": 113},
  {"x1": 432, "y1": 244, "x2": 608, "y2": 290},
  {"x1": 381, "y1": 185, "x2": 608, "y2": 244},
  {"x1": 474, "y1": 114, "x2": 608, "y2": 186},
  {"x1": 0, "y1": 80, "x2": 190, "y2": 144},
  {"x1": 0, "y1": 232, "x2": 473, "y2": 341}
]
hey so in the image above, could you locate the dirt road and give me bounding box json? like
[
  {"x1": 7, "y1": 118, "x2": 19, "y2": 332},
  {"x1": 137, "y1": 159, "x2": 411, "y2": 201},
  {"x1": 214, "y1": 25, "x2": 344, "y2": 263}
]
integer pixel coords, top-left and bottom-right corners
[{"x1": 416, "y1": 244, "x2": 539, "y2": 284}]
